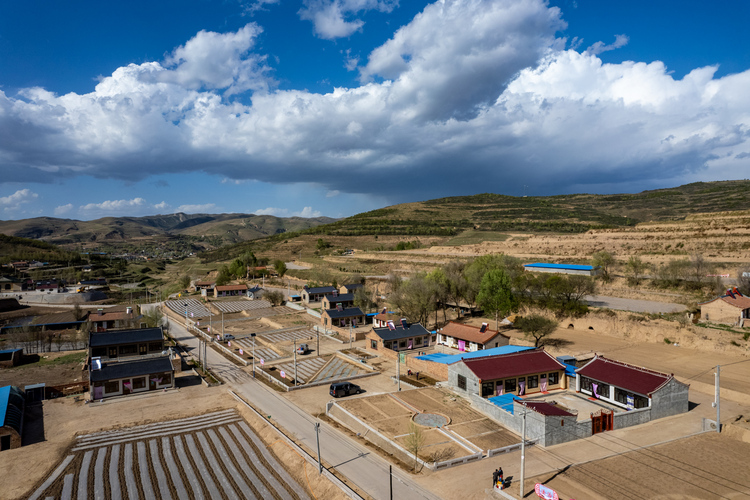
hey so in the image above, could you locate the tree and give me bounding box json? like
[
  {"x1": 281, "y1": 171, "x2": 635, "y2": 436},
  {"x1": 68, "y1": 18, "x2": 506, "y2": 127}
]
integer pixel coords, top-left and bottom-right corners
[
  {"x1": 389, "y1": 273, "x2": 436, "y2": 326},
  {"x1": 274, "y1": 260, "x2": 287, "y2": 278},
  {"x1": 738, "y1": 267, "x2": 750, "y2": 296},
  {"x1": 653, "y1": 259, "x2": 690, "y2": 288},
  {"x1": 229, "y1": 258, "x2": 246, "y2": 279},
  {"x1": 591, "y1": 251, "x2": 615, "y2": 282},
  {"x1": 426, "y1": 268, "x2": 450, "y2": 326},
  {"x1": 142, "y1": 307, "x2": 165, "y2": 328},
  {"x1": 215, "y1": 265, "x2": 231, "y2": 286},
  {"x1": 515, "y1": 314, "x2": 558, "y2": 347},
  {"x1": 687, "y1": 253, "x2": 715, "y2": 290},
  {"x1": 265, "y1": 290, "x2": 284, "y2": 306},
  {"x1": 403, "y1": 422, "x2": 426, "y2": 472},
  {"x1": 72, "y1": 303, "x2": 86, "y2": 321},
  {"x1": 443, "y1": 261, "x2": 468, "y2": 318},
  {"x1": 179, "y1": 274, "x2": 191, "y2": 290},
  {"x1": 464, "y1": 254, "x2": 523, "y2": 307},
  {"x1": 626, "y1": 256, "x2": 648, "y2": 287},
  {"x1": 353, "y1": 287, "x2": 374, "y2": 313},
  {"x1": 316, "y1": 238, "x2": 331, "y2": 251},
  {"x1": 477, "y1": 269, "x2": 518, "y2": 331}
]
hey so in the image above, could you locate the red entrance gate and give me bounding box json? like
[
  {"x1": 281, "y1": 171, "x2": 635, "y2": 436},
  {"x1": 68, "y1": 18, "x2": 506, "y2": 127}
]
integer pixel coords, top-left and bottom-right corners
[{"x1": 591, "y1": 409, "x2": 613, "y2": 434}]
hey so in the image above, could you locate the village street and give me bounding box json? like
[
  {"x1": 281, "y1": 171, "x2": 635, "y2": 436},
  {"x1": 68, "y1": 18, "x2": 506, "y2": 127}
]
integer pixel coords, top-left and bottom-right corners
[{"x1": 145, "y1": 304, "x2": 441, "y2": 500}]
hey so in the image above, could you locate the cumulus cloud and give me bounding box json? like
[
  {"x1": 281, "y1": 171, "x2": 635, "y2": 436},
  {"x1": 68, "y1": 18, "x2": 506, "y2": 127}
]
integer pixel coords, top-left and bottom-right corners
[
  {"x1": 80, "y1": 198, "x2": 147, "y2": 215},
  {"x1": 1, "y1": 0, "x2": 749, "y2": 204},
  {"x1": 153, "y1": 201, "x2": 169, "y2": 210},
  {"x1": 242, "y1": 0, "x2": 280, "y2": 15},
  {"x1": 255, "y1": 206, "x2": 323, "y2": 217},
  {"x1": 299, "y1": 0, "x2": 398, "y2": 39},
  {"x1": 326, "y1": 190, "x2": 340, "y2": 197},
  {"x1": 0, "y1": 189, "x2": 38, "y2": 212},
  {"x1": 585, "y1": 34, "x2": 629, "y2": 56},
  {"x1": 176, "y1": 203, "x2": 216, "y2": 213},
  {"x1": 54, "y1": 203, "x2": 74, "y2": 216}
]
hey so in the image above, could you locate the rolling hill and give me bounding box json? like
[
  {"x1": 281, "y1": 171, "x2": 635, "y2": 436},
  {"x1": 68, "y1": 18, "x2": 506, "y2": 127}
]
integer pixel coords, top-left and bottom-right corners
[{"x1": 0, "y1": 213, "x2": 336, "y2": 254}]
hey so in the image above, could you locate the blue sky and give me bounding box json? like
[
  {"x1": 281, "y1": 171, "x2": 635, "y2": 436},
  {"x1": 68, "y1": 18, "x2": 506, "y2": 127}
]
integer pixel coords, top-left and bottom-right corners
[{"x1": 1, "y1": 0, "x2": 749, "y2": 220}]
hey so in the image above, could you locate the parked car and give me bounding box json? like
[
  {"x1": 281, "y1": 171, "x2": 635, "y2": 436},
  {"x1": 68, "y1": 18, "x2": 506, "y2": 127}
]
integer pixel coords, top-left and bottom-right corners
[
  {"x1": 329, "y1": 382, "x2": 362, "y2": 398},
  {"x1": 222, "y1": 334, "x2": 235, "y2": 341},
  {"x1": 297, "y1": 343, "x2": 309, "y2": 355}
]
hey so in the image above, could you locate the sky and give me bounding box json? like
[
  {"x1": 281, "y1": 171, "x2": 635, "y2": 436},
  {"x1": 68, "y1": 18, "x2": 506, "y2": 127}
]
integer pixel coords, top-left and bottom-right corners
[{"x1": 1, "y1": 0, "x2": 749, "y2": 220}]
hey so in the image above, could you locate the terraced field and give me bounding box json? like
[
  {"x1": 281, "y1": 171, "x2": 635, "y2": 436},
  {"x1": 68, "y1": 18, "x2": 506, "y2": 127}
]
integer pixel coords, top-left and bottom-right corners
[
  {"x1": 28, "y1": 409, "x2": 310, "y2": 500},
  {"x1": 212, "y1": 300, "x2": 272, "y2": 313}
]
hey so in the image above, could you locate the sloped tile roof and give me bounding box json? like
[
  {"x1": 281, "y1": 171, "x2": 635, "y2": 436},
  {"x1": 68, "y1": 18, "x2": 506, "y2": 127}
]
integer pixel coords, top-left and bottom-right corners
[
  {"x1": 440, "y1": 321, "x2": 508, "y2": 344},
  {"x1": 576, "y1": 356, "x2": 671, "y2": 396},
  {"x1": 461, "y1": 349, "x2": 564, "y2": 381}
]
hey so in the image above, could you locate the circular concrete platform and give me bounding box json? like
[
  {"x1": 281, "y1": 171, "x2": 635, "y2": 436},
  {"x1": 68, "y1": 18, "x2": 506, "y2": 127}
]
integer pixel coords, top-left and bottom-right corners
[{"x1": 413, "y1": 413, "x2": 449, "y2": 428}]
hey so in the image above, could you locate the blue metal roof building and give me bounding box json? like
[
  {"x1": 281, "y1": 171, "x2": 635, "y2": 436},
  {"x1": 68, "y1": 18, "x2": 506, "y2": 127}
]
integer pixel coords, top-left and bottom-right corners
[
  {"x1": 523, "y1": 263, "x2": 601, "y2": 276},
  {"x1": 415, "y1": 345, "x2": 534, "y2": 364},
  {"x1": 0, "y1": 385, "x2": 25, "y2": 450}
]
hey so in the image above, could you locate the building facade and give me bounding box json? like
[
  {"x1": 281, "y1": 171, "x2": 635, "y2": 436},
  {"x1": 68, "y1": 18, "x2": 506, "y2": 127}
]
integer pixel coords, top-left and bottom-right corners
[
  {"x1": 0, "y1": 385, "x2": 25, "y2": 451},
  {"x1": 700, "y1": 288, "x2": 750, "y2": 326},
  {"x1": 436, "y1": 321, "x2": 510, "y2": 352},
  {"x1": 366, "y1": 322, "x2": 434, "y2": 352}
]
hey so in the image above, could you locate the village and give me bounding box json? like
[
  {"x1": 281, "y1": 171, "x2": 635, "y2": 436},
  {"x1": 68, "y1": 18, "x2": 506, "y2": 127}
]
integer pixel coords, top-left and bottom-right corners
[{"x1": 2, "y1": 247, "x2": 750, "y2": 500}]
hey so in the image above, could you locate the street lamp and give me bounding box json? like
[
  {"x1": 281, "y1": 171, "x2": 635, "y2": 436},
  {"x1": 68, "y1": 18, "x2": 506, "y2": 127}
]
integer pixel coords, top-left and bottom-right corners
[{"x1": 251, "y1": 333, "x2": 257, "y2": 378}]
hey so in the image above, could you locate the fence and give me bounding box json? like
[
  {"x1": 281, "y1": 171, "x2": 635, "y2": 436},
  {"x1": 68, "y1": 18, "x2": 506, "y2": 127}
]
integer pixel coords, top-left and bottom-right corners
[
  {"x1": 433, "y1": 451, "x2": 483, "y2": 471},
  {"x1": 487, "y1": 440, "x2": 536, "y2": 458},
  {"x1": 185, "y1": 322, "x2": 248, "y2": 367},
  {"x1": 285, "y1": 302, "x2": 305, "y2": 311}
]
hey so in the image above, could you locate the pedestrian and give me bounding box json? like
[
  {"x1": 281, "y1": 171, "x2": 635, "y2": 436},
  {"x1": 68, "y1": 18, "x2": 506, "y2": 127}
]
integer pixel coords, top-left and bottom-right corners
[
  {"x1": 416, "y1": 371, "x2": 420, "y2": 380},
  {"x1": 492, "y1": 468, "x2": 499, "y2": 488},
  {"x1": 498, "y1": 467, "x2": 504, "y2": 489}
]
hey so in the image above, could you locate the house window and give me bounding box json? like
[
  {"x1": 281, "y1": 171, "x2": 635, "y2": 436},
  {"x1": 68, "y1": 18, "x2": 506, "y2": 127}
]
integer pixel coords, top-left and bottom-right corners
[
  {"x1": 431, "y1": 335, "x2": 436, "y2": 343},
  {"x1": 119, "y1": 344, "x2": 137, "y2": 356},
  {"x1": 414, "y1": 337, "x2": 422, "y2": 345},
  {"x1": 384, "y1": 341, "x2": 392, "y2": 349},
  {"x1": 548, "y1": 372, "x2": 559, "y2": 385},
  {"x1": 148, "y1": 342, "x2": 163, "y2": 353},
  {"x1": 399, "y1": 340, "x2": 406, "y2": 349},
  {"x1": 481, "y1": 381, "x2": 495, "y2": 397},
  {"x1": 504, "y1": 378, "x2": 517, "y2": 392},
  {"x1": 132, "y1": 377, "x2": 146, "y2": 390},
  {"x1": 457, "y1": 374, "x2": 467, "y2": 391},
  {"x1": 161, "y1": 373, "x2": 172, "y2": 386},
  {"x1": 596, "y1": 382, "x2": 611, "y2": 398},
  {"x1": 580, "y1": 377, "x2": 593, "y2": 392},
  {"x1": 528, "y1": 375, "x2": 539, "y2": 389},
  {"x1": 371, "y1": 340, "x2": 378, "y2": 349},
  {"x1": 104, "y1": 381, "x2": 120, "y2": 394},
  {"x1": 91, "y1": 347, "x2": 106, "y2": 357}
]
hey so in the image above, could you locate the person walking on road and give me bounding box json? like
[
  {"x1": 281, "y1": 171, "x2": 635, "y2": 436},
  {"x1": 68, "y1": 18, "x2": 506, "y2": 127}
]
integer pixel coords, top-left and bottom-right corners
[
  {"x1": 492, "y1": 468, "x2": 499, "y2": 488},
  {"x1": 498, "y1": 467, "x2": 504, "y2": 489}
]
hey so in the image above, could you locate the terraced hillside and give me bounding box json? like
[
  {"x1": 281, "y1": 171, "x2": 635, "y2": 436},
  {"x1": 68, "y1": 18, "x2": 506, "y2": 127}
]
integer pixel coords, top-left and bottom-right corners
[
  {"x1": 291, "y1": 180, "x2": 750, "y2": 237},
  {"x1": 28, "y1": 409, "x2": 310, "y2": 500}
]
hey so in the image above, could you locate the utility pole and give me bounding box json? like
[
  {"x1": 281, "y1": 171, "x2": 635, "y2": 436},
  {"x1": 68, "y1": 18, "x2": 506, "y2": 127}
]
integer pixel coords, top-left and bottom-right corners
[
  {"x1": 349, "y1": 323, "x2": 353, "y2": 349},
  {"x1": 315, "y1": 422, "x2": 322, "y2": 474},
  {"x1": 397, "y1": 351, "x2": 401, "y2": 391},
  {"x1": 293, "y1": 339, "x2": 298, "y2": 386},
  {"x1": 520, "y1": 407, "x2": 527, "y2": 498},
  {"x1": 715, "y1": 365, "x2": 721, "y2": 433},
  {"x1": 221, "y1": 312, "x2": 224, "y2": 337},
  {"x1": 317, "y1": 327, "x2": 320, "y2": 357},
  {"x1": 389, "y1": 465, "x2": 393, "y2": 500}
]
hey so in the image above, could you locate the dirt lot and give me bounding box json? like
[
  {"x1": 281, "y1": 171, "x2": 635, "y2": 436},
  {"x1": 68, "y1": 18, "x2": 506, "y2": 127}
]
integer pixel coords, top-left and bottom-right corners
[
  {"x1": 0, "y1": 382, "x2": 347, "y2": 500},
  {"x1": 0, "y1": 349, "x2": 87, "y2": 387},
  {"x1": 526, "y1": 432, "x2": 750, "y2": 499},
  {"x1": 338, "y1": 387, "x2": 519, "y2": 461}
]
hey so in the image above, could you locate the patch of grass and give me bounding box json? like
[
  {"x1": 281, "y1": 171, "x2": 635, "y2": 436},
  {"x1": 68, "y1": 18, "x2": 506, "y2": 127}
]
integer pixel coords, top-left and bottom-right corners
[
  {"x1": 19, "y1": 351, "x2": 87, "y2": 369},
  {"x1": 664, "y1": 338, "x2": 673, "y2": 344}
]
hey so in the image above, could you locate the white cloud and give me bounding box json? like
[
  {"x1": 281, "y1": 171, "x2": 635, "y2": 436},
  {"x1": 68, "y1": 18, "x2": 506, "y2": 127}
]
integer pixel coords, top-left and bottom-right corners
[
  {"x1": 299, "y1": 0, "x2": 398, "y2": 40},
  {"x1": 54, "y1": 203, "x2": 74, "y2": 216},
  {"x1": 1, "y1": 0, "x2": 750, "y2": 203},
  {"x1": 584, "y1": 34, "x2": 629, "y2": 56},
  {"x1": 326, "y1": 190, "x2": 340, "y2": 197},
  {"x1": 153, "y1": 201, "x2": 169, "y2": 210},
  {"x1": 176, "y1": 203, "x2": 216, "y2": 213},
  {"x1": 343, "y1": 49, "x2": 359, "y2": 71},
  {"x1": 242, "y1": 0, "x2": 280, "y2": 15},
  {"x1": 0, "y1": 189, "x2": 38, "y2": 212},
  {"x1": 255, "y1": 206, "x2": 323, "y2": 217},
  {"x1": 79, "y1": 198, "x2": 147, "y2": 215}
]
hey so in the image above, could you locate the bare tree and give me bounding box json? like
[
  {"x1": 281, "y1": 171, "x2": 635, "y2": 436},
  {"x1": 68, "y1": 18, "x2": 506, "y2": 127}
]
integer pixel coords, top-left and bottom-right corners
[
  {"x1": 403, "y1": 422, "x2": 426, "y2": 472},
  {"x1": 592, "y1": 251, "x2": 616, "y2": 282},
  {"x1": 626, "y1": 256, "x2": 648, "y2": 287}
]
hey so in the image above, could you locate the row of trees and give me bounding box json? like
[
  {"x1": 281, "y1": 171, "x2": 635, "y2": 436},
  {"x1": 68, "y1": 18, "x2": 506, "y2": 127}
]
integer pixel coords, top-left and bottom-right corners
[{"x1": 387, "y1": 254, "x2": 595, "y2": 329}]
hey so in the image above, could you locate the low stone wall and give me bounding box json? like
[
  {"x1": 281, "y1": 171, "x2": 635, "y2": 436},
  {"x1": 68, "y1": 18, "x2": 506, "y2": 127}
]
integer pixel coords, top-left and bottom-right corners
[{"x1": 613, "y1": 407, "x2": 651, "y2": 429}]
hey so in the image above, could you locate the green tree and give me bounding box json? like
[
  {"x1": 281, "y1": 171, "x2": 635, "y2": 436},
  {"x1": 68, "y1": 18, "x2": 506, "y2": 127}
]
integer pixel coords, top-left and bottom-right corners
[
  {"x1": 477, "y1": 269, "x2": 518, "y2": 331},
  {"x1": 274, "y1": 260, "x2": 287, "y2": 278},
  {"x1": 443, "y1": 261, "x2": 468, "y2": 318},
  {"x1": 464, "y1": 254, "x2": 523, "y2": 307},
  {"x1": 265, "y1": 290, "x2": 284, "y2": 306},
  {"x1": 229, "y1": 258, "x2": 246, "y2": 279},
  {"x1": 592, "y1": 251, "x2": 615, "y2": 282},
  {"x1": 142, "y1": 307, "x2": 165, "y2": 328},
  {"x1": 427, "y1": 268, "x2": 450, "y2": 326},
  {"x1": 179, "y1": 274, "x2": 191, "y2": 290},
  {"x1": 626, "y1": 256, "x2": 648, "y2": 287},
  {"x1": 316, "y1": 238, "x2": 331, "y2": 251},
  {"x1": 215, "y1": 265, "x2": 231, "y2": 286},
  {"x1": 515, "y1": 314, "x2": 558, "y2": 347}
]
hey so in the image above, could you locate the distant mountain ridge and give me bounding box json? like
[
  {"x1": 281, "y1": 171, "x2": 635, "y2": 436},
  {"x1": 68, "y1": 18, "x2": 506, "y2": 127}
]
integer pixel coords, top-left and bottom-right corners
[{"x1": 0, "y1": 213, "x2": 337, "y2": 250}]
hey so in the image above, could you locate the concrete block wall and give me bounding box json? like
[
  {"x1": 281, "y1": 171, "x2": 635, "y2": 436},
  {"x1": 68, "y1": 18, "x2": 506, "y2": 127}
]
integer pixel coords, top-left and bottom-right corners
[
  {"x1": 650, "y1": 378, "x2": 690, "y2": 420},
  {"x1": 612, "y1": 407, "x2": 651, "y2": 428}
]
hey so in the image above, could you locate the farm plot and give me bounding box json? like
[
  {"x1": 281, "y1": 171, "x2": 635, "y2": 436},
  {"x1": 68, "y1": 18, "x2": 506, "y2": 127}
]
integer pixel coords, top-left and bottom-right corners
[
  {"x1": 261, "y1": 328, "x2": 319, "y2": 343},
  {"x1": 264, "y1": 355, "x2": 370, "y2": 386},
  {"x1": 212, "y1": 300, "x2": 272, "y2": 313},
  {"x1": 165, "y1": 299, "x2": 213, "y2": 318},
  {"x1": 28, "y1": 409, "x2": 310, "y2": 500}
]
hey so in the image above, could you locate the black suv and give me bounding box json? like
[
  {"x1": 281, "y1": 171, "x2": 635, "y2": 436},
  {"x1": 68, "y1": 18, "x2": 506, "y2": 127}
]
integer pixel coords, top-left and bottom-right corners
[{"x1": 329, "y1": 382, "x2": 362, "y2": 398}]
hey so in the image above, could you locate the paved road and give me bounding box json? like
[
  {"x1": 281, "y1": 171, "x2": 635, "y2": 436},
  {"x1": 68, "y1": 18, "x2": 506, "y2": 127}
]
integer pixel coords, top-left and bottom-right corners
[
  {"x1": 585, "y1": 295, "x2": 686, "y2": 314},
  {"x1": 147, "y1": 304, "x2": 440, "y2": 500}
]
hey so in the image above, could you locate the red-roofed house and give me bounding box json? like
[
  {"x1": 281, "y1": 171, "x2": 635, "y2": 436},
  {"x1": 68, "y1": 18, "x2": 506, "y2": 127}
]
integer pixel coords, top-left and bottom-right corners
[
  {"x1": 700, "y1": 288, "x2": 750, "y2": 326},
  {"x1": 576, "y1": 356, "x2": 689, "y2": 418},
  {"x1": 214, "y1": 284, "x2": 248, "y2": 298},
  {"x1": 448, "y1": 349, "x2": 567, "y2": 398},
  {"x1": 437, "y1": 322, "x2": 510, "y2": 352}
]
